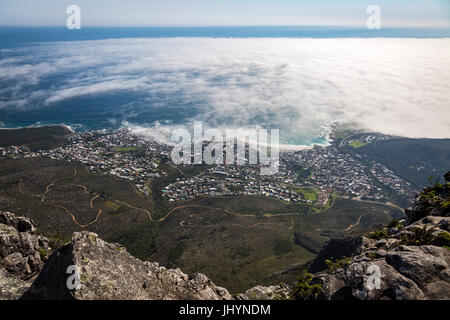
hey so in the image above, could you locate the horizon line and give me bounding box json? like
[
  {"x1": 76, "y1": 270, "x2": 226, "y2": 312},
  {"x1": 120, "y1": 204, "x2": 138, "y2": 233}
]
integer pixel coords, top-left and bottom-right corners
[{"x1": 0, "y1": 25, "x2": 449, "y2": 29}]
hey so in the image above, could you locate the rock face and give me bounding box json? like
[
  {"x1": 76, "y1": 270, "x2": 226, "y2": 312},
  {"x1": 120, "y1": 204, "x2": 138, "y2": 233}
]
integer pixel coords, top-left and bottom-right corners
[
  {"x1": 404, "y1": 179, "x2": 449, "y2": 225},
  {"x1": 237, "y1": 284, "x2": 291, "y2": 300},
  {"x1": 0, "y1": 267, "x2": 32, "y2": 300},
  {"x1": 313, "y1": 241, "x2": 450, "y2": 300},
  {"x1": 307, "y1": 236, "x2": 375, "y2": 273},
  {"x1": 0, "y1": 211, "x2": 51, "y2": 300},
  {"x1": 22, "y1": 231, "x2": 233, "y2": 300},
  {"x1": 311, "y1": 178, "x2": 450, "y2": 300}
]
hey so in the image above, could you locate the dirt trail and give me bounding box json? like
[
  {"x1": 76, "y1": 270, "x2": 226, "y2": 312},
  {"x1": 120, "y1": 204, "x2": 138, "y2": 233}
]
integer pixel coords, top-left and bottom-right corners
[
  {"x1": 37, "y1": 168, "x2": 104, "y2": 228},
  {"x1": 19, "y1": 168, "x2": 300, "y2": 229},
  {"x1": 343, "y1": 214, "x2": 368, "y2": 232}
]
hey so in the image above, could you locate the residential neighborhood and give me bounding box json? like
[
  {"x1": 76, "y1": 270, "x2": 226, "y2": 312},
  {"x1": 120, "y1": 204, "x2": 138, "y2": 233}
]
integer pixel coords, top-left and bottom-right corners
[{"x1": 0, "y1": 128, "x2": 417, "y2": 206}]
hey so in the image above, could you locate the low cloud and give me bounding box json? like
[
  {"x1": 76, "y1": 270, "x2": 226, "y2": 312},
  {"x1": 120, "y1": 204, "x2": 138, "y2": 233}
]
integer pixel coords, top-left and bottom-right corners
[{"x1": 0, "y1": 38, "x2": 449, "y2": 144}]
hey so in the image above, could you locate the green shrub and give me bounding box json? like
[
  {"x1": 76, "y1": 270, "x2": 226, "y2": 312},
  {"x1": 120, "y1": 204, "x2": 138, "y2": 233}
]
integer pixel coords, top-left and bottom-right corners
[
  {"x1": 401, "y1": 226, "x2": 450, "y2": 247},
  {"x1": 432, "y1": 232, "x2": 450, "y2": 247},
  {"x1": 48, "y1": 232, "x2": 71, "y2": 251},
  {"x1": 367, "y1": 253, "x2": 376, "y2": 260},
  {"x1": 401, "y1": 226, "x2": 435, "y2": 246},
  {"x1": 38, "y1": 248, "x2": 48, "y2": 261},
  {"x1": 368, "y1": 229, "x2": 389, "y2": 240},
  {"x1": 293, "y1": 270, "x2": 323, "y2": 300},
  {"x1": 272, "y1": 289, "x2": 289, "y2": 300},
  {"x1": 387, "y1": 218, "x2": 403, "y2": 229},
  {"x1": 325, "y1": 256, "x2": 352, "y2": 273}
]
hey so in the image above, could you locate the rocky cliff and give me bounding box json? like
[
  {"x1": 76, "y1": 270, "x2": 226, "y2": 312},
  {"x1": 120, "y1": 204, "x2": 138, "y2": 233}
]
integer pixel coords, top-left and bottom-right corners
[
  {"x1": 306, "y1": 176, "x2": 450, "y2": 300},
  {"x1": 21, "y1": 231, "x2": 236, "y2": 300},
  {"x1": 19, "y1": 229, "x2": 290, "y2": 300},
  {"x1": 312, "y1": 227, "x2": 449, "y2": 300},
  {"x1": 19, "y1": 229, "x2": 288, "y2": 300},
  {"x1": 0, "y1": 211, "x2": 51, "y2": 299}
]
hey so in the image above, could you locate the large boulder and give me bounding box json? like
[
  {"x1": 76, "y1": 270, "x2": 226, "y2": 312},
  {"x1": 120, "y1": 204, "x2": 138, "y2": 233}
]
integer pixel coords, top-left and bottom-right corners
[
  {"x1": 0, "y1": 211, "x2": 50, "y2": 300},
  {"x1": 312, "y1": 235, "x2": 450, "y2": 300},
  {"x1": 0, "y1": 211, "x2": 36, "y2": 233},
  {"x1": 385, "y1": 245, "x2": 450, "y2": 299},
  {"x1": 0, "y1": 211, "x2": 50, "y2": 280},
  {"x1": 0, "y1": 267, "x2": 32, "y2": 300},
  {"x1": 237, "y1": 284, "x2": 291, "y2": 300},
  {"x1": 22, "y1": 231, "x2": 233, "y2": 300},
  {"x1": 314, "y1": 259, "x2": 425, "y2": 300}
]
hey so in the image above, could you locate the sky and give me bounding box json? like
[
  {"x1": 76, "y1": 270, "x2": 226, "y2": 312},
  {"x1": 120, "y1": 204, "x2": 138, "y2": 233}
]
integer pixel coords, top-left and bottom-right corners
[{"x1": 0, "y1": 0, "x2": 449, "y2": 27}]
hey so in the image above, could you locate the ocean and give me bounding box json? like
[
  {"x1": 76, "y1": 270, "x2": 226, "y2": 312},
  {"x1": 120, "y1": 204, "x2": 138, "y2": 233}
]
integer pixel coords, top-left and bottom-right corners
[{"x1": 0, "y1": 27, "x2": 449, "y2": 147}]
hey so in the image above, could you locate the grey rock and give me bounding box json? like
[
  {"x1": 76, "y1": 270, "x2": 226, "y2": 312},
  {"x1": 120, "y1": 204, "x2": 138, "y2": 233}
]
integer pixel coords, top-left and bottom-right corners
[
  {"x1": 0, "y1": 212, "x2": 48, "y2": 300},
  {"x1": 3, "y1": 252, "x2": 30, "y2": 276},
  {"x1": 314, "y1": 259, "x2": 425, "y2": 300},
  {"x1": 0, "y1": 211, "x2": 50, "y2": 281},
  {"x1": 0, "y1": 212, "x2": 16, "y2": 227},
  {"x1": 374, "y1": 249, "x2": 386, "y2": 258},
  {"x1": 17, "y1": 217, "x2": 35, "y2": 233},
  {"x1": 376, "y1": 239, "x2": 387, "y2": 248},
  {"x1": 308, "y1": 236, "x2": 375, "y2": 273},
  {"x1": 311, "y1": 273, "x2": 349, "y2": 300},
  {"x1": 438, "y1": 218, "x2": 450, "y2": 232},
  {"x1": 22, "y1": 231, "x2": 233, "y2": 300},
  {"x1": 0, "y1": 267, "x2": 32, "y2": 300},
  {"x1": 0, "y1": 212, "x2": 35, "y2": 233},
  {"x1": 312, "y1": 218, "x2": 450, "y2": 300},
  {"x1": 237, "y1": 284, "x2": 291, "y2": 300},
  {"x1": 384, "y1": 245, "x2": 450, "y2": 298}
]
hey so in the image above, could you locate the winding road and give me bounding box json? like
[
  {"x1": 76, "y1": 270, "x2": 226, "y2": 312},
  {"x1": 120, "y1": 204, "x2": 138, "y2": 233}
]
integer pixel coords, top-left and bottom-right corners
[
  {"x1": 19, "y1": 169, "x2": 294, "y2": 229},
  {"x1": 18, "y1": 168, "x2": 395, "y2": 231},
  {"x1": 18, "y1": 169, "x2": 104, "y2": 228}
]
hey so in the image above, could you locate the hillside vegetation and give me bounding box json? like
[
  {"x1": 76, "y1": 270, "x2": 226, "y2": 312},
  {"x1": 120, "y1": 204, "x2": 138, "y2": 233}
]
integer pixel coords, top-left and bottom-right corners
[
  {"x1": 0, "y1": 126, "x2": 71, "y2": 150},
  {"x1": 0, "y1": 156, "x2": 402, "y2": 293},
  {"x1": 353, "y1": 137, "x2": 450, "y2": 189}
]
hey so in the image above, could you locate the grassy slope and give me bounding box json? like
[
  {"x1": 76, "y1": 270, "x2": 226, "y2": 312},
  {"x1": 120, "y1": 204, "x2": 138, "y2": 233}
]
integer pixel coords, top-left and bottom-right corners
[
  {"x1": 348, "y1": 140, "x2": 367, "y2": 149},
  {"x1": 148, "y1": 195, "x2": 401, "y2": 293},
  {"x1": 353, "y1": 137, "x2": 450, "y2": 189},
  {"x1": 0, "y1": 157, "x2": 400, "y2": 293},
  {"x1": 0, "y1": 126, "x2": 71, "y2": 150},
  {"x1": 293, "y1": 197, "x2": 401, "y2": 254},
  {"x1": 0, "y1": 158, "x2": 158, "y2": 258}
]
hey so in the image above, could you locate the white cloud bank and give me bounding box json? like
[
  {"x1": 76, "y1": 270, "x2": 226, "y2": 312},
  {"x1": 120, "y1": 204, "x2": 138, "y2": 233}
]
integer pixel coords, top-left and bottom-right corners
[{"x1": 0, "y1": 38, "x2": 449, "y2": 144}]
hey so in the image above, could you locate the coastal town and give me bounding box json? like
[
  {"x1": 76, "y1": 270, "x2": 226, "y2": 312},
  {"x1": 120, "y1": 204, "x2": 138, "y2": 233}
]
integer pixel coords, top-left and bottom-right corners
[
  {"x1": 293, "y1": 145, "x2": 417, "y2": 201},
  {"x1": 162, "y1": 163, "x2": 310, "y2": 203},
  {"x1": 0, "y1": 128, "x2": 172, "y2": 196},
  {"x1": 0, "y1": 127, "x2": 417, "y2": 206}
]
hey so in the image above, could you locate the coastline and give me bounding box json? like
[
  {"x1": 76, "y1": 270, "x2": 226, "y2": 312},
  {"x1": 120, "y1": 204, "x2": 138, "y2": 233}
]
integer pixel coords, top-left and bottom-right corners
[
  {"x1": 0, "y1": 123, "x2": 74, "y2": 134},
  {"x1": 0, "y1": 123, "x2": 331, "y2": 151}
]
